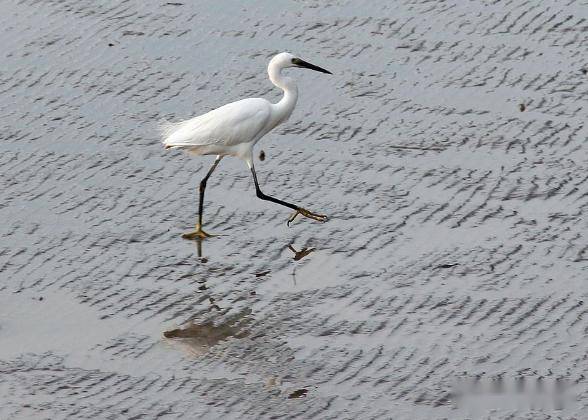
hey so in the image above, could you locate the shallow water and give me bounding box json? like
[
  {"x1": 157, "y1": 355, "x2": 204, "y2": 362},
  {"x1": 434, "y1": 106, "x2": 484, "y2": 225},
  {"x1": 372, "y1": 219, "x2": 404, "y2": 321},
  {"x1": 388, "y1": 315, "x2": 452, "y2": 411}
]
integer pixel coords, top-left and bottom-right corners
[{"x1": 1, "y1": 0, "x2": 587, "y2": 418}]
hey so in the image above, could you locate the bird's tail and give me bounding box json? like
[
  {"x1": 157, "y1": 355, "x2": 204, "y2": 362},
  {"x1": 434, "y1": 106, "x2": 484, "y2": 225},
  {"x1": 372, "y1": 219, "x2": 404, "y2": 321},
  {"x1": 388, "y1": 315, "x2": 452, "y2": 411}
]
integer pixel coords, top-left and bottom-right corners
[
  {"x1": 159, "y1": 118, "x2": 209, "y2": 154},
  {"x1": 159, "y1": 119, "x2": 182, "y2": 149}
]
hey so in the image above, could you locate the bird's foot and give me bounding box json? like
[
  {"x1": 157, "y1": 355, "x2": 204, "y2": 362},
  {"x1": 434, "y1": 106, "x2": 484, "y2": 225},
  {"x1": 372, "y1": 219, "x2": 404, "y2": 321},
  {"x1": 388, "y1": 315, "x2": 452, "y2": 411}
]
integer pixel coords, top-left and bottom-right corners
[
  {"x1": 287, "y1": 208, "x2": 328, "y2": 226},
  {"x1": 182, "y1": 224, "x2": 215, "y2": 240}
]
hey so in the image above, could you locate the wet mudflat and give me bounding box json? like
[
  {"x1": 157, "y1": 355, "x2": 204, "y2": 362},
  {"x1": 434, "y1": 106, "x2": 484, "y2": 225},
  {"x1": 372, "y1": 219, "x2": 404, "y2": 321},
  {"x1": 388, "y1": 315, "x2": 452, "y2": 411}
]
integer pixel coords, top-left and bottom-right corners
[{"x1": 1, "y1": 0, "x2": 587, "y2": 418}]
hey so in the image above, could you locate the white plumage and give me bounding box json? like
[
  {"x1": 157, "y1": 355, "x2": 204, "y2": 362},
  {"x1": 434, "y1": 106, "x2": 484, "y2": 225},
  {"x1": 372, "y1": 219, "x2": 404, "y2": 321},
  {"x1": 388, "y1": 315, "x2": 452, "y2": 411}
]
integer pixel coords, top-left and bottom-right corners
[
  {"x1": 162, "y1": 98, "x2": 271, "y2": 159},
  {"x1": 161, "y1": 52, "x2": 332, "y2": 240}
]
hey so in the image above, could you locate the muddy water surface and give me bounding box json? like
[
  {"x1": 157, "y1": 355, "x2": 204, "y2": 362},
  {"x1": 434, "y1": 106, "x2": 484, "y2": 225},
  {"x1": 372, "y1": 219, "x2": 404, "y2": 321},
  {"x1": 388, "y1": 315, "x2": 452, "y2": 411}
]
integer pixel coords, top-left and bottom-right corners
[{"x1": 1, "y1": 0, "x2": 587, "y2": 418}]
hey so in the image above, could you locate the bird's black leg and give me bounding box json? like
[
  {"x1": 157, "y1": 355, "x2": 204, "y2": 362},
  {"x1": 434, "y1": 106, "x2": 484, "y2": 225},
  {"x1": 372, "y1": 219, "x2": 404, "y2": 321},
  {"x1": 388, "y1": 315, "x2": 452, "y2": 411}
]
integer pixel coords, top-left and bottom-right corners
[
  {"x1": 249, "y1": 163, "x2": 327, "y2": 226},
  {"x1": 182, "y1": 155, "x2": 222, "y2": 240},
  {"x1": 198, "y1": 156, "x2": 223, "y2": 227}
]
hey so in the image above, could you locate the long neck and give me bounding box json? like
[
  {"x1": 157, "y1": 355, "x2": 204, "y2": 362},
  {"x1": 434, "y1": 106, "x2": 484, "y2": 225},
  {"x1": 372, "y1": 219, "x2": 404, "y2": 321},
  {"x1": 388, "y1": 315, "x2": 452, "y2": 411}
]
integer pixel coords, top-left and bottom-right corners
[{"x1": 268, "y1": 63, "x2": 298, "y2": 123}]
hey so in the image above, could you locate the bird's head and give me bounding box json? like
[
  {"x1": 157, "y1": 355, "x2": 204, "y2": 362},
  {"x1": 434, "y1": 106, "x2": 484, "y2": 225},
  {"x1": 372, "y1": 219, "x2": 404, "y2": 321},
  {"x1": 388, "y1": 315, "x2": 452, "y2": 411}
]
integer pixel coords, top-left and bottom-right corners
[{"x1": 270, "y1": 52, "x2": 332, "y2": 74}]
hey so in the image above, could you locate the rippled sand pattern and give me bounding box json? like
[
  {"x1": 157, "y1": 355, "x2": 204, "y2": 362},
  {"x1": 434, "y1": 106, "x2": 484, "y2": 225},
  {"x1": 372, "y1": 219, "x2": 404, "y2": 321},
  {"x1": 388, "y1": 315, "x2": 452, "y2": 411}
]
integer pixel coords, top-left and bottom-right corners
[{"x1": 1, "y1": 0, "x2": 587, "y2": 418}]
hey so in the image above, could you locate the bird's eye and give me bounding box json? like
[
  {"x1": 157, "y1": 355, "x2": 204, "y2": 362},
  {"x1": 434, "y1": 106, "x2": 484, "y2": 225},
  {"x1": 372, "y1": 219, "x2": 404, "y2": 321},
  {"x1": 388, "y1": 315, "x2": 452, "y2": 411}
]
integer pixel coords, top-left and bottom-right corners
[{"x1": 291, "y1": 58, "x2": 301, "y2": 65}]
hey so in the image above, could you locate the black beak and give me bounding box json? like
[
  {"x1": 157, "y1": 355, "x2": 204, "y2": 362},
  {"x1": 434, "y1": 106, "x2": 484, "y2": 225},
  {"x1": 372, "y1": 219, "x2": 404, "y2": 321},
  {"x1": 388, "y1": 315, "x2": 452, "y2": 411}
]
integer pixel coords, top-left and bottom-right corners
[{"x1": 292, "y1": 58, "x2": 332, "y2": 74}]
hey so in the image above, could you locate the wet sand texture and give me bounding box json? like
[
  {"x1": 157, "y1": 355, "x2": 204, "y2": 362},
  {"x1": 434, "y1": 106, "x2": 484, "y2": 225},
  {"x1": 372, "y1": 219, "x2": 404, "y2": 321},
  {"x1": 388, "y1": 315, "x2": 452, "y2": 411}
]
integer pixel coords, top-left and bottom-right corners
[{"x1": 1, "y1": 0, "x2": 587, "y2": 419}]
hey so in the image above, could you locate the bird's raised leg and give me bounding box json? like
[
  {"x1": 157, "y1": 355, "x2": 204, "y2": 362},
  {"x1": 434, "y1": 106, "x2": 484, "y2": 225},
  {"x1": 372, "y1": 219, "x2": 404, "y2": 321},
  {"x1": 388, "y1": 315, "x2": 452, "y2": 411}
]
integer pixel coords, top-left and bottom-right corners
[
  {"x1": 183, "y1": 156, "x2": 223, "y2": 240},
  {"x1": 248, "y1": 162, "x2": 327, "y2": 226}
]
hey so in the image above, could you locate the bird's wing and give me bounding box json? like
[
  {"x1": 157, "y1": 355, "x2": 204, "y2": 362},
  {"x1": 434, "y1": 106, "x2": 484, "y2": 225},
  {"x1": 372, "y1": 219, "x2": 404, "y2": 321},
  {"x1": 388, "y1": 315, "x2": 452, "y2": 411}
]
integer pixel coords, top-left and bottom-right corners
[{"x1": 161, "y1": 98, "x2": 271, "y2": 148}]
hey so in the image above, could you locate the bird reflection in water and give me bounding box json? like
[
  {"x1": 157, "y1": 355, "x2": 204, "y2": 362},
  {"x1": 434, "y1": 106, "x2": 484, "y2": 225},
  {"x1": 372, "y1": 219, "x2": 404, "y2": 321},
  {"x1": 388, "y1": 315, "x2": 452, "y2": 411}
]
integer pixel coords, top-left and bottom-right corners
[
  {"x1": 192, "y1": 231, "x2": 315, "y2": 264},
  {"x1": 287, "y1": 244, "x2": 316, "y2": 286},
  {"x1": 163, "y1": 309, "x2": 251, "y2": 356},
  {"x1": 194, "y1": 236, "x2": 206, "y2": 260},
  {"x1": 287, "y1": 244, "x2": 315, "y2": 261}
]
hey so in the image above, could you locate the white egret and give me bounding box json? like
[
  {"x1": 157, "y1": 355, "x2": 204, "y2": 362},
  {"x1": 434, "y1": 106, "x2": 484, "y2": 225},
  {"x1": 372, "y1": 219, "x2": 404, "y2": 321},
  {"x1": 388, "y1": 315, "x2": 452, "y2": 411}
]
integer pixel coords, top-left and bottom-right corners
[{"x1": 162, "y1": 52, "x2": 332, "y2": 239}]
